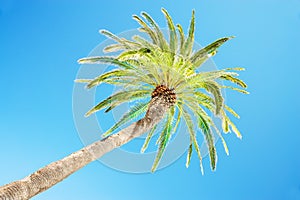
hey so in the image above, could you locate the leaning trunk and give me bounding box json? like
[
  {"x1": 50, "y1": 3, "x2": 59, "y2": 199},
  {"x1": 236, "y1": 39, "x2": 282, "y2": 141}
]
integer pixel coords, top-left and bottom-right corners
[{"x1": 0, "y1": 96, "x2": 169, "y2": 200}]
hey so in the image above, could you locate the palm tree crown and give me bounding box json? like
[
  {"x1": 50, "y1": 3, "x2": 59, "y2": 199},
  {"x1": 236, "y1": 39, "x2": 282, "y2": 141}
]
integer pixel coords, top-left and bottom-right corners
[{"x1": 77, "y1": 8, "x2": 248, "y2": 173}]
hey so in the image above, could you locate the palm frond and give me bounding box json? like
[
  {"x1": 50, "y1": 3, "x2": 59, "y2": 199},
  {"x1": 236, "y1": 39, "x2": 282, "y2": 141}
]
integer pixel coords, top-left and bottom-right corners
[
  {"x1": 184, "y1": 102, "x2": 218, "y2": 170},
  {"x1": 188, "y1": 71, "x2": 239, "y2": 83},
  {"x1": 151, "y1": 108, "x2": 175, "y2": 172},
  {"x1": 100, "y1": 29, "x2": 141, "y2": 50},
  {"x1": 197, "y1": 114, "x2": 217, "y2": 171},
  {"x1": 202, "y1": 81, "x2": 224, "y2": 115},
  {"x1": 103, "y1": 44, "x2": 127, "y2": 53},
  {"x1": 177, "y1": 24, "x2": 185, "y2": 54},
  {"x1": 78, "y1": 56, "x2": 136, "y2": 70},
  {"x1": 85, "y1": 69, "x2": 133, "y2": 89},
  {"x1": 74, "y1": 79, "x2": 92, "y2": 83},
  {"x1": 141, "y1": 125, "x2": 158, "y2": 153},
  {"x1": 222, "y1": 85, "x2": 249, "y2": 94},
  {"x1": 220, "y1": 74, "x2": 247, "y2": 88},
  {"x1": 190, "y1": 37, "x2": 234, "y2": 67},
  {"x1": 103, "y1": 102, "x2": 149, "y2": 138},
  {"x1": 117, "y1": 48, "x2": 152, "y2": 60},
  {"x1": 212, "y1": 124, "x2": 229, "y2": 156},
  {"x1": 161, "y1": 8, "x2": 177, "y2": 54},
  {"x1": 222, "y1": 111, "x2": 242, "y2": 139},
  {"x1": 182, "y1": 10, "x2": 195, "y2": 57},
  {"x1": 224, "y1": 105, "x2": 240, "y2": 119},
  {"x1": 186, "y1": 143, "x2": 193, "y2": 168},
  {"x1": 221, "y1": 112, "x2": 230, "y2": 134},
  {"x1": 133, "y1": 15, "x2": 158, "y2": 45},
  {"x1": 172, "y1": 105, "x2": 182, "y2": 136},
  {"x1": 181, "y1": 107, "x2": 204, "y2": 174},
  {"x1": 141, "y1": 12, "x2": 169, "y2": 51},
  {"x1": 85, "y1": 89, "x2": 150, "y2": 117}
]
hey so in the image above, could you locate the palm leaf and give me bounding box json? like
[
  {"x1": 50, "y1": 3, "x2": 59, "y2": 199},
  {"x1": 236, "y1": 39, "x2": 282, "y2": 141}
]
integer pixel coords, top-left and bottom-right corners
[
  {"x1": 222, "y1": 85, "x2": 249, "y2": 94},
  {"x1": 181, "y1": 107, "x2": 204, "y2": 174},
  {"x1": 103, "y1": 44, "x2": 127, "y2": 53},
  {"x1": 100, "y1": 29, "x2": 140, "y2": 49},
  {"x1": 104, "y1": 88, "x2": 151, "y2": 113},
  {"x1": 176, "y1": 24, "x2": 185, "y2": 55},
  {"x1": 103, "y1": 102, "x2": 149, "y2": 138},
  {"x1": 141, "y1": 125, "x2": 158, "y2": 153},
  {"x1": 224, "y1": 105, "x2": 240, "y2": 119},
  {"x1": 182, "y1": 10, "x2": 195, "y2": 57},
  {"x1": 189, "y1": 71, "x2": 239, "y2": 83},
  {"x1": 85, "y1": 89, "x2": 150, "y2": 117},
  {"x1": 77, "y1": 56, "x2": 136, "y2": 70},
  {"x1": 220, "y1": 74, "x2": 247, "y2": 88},
  {"x1": 100, "y1": 29, "x2": 125, "y2": 43},
  {"x1": 117, "y1": 48, "x2": 152, "y2": 60},
  {"x1": 222, "y1": 118, "x2": 230, "y2": 133},
  {"x1": 221, "y1": 111, "x2": 242, "y2": 139},
  {"x1": 190, "y1": 36, "x2": 234, "y2": 67},
  {"x1": 214, "y1": 127, "x2": 229, "y2": 156},
  {"x1": 74, "y1": 79, "x2": 92, "y2": 83},
  {"x1": 161, "y1": 8, "x2": 178, "y2": 54},
  {"x1": 203, "y1": 81, "x2": 224, "y2": 115},
  {"x1": 151, "y1": 108, "x2": 175, "y2": 172},
  {"x1": 186, "y1": 143, "x2": 193, "y2": 168},
  {"x1": 226, "y1": 115, "x2": 242, "y2": 139},
  {"x1": 133, "y1": 15, "x2": 158, "y2": 45},
  {"x1": 184, "y1": 101, "x2": 218, "y2": 171},
  {"x1": 197, "y1": 114, "x2": 217, "y2": 171},
  {"x1": 172, "y1": 105, "x2": 182, "y2": 136},
  {"x1": 86, "y1": 69, "x2": 134, "y2": 89},
  {"x1": 141, "y1": 12, "x2": 169, "y2": 51}
]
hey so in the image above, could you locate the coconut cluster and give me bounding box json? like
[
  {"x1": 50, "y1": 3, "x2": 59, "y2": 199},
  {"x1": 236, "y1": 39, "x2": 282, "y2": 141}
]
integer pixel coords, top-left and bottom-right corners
[{"x1": 151, "y1": 85, "x2": 176, "y2": 107}]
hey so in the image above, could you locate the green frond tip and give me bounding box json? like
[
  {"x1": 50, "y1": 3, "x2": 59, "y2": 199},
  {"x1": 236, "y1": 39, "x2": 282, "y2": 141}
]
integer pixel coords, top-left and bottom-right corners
[
  {"x1": 182, "y1": 10, "x2": 195, "y2": 56},
  {"x1": 225, "y1": 67, "x2": 245, "y2": 71},
  {"x1": 225, "y1": 105, "x2": 240, "y2": 119},
  {"x1": 190, "y1": 36, "x2": 235, "y2": 67},
  {"x1": 141, "y1": 125, "x2": 157, "y2": 153},
  {"x1": 99, "y1": 29, "x2": 124, "y2": 44},
  {"x1": 203, "y1": 81, "x2": 223, "y2": 115},
  {"x1": 222, "y1": 119, "x2": 229, "y2": 133},
  {"x1": 77, "y1": 56, "x2": 136, "y2": 70},
  {"x1": 215, "y1": 127, "x2": 229, "y2": 156},
  {"x1": 177, "y1": 24, "x2": 185, "y2": 53},
  {"x1": 223, "y1": 113, "x2": 243, "y2": 139},
  {"x1": 228, "y1": 118, "x2": 242, "y2": 139},
  {"x1": 223, "y1": 85, "x2": 249, "y2": 94},
  {"x1": 186, "y1": 143, "x2": 193, "y2": 168},
  {"x1": 161, "y1": 8, "x2": 177, "y2": 53},
  {"x1": 220, "y1": 74, "x2": 247, "y2": 88},
  {"x1": 197, "y1": 114, "x2": 217, "y2": 171},
  {"x1": 74, "y1": 79, "x2": 92, "y2": 83}
]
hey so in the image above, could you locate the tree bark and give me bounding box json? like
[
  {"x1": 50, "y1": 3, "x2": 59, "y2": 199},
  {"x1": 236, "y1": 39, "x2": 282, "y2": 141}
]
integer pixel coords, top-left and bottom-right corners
[{"x1": 0, "y1": 96, "x2": 169, "y2": 200}]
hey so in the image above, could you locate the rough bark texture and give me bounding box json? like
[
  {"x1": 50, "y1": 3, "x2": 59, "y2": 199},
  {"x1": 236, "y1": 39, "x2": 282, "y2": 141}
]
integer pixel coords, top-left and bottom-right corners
[{"x1": 0, "y1": 96, "x2": 169, "y2": 200}]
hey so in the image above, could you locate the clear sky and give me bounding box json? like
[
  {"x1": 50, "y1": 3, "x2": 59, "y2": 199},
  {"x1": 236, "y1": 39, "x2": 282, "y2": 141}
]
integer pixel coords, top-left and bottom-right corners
[{"x1": 1, "y1": 0, "x2": 300, "y2": 199}]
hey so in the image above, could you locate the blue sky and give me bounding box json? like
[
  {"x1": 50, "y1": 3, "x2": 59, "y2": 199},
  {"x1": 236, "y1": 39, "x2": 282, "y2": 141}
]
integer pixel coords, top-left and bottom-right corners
[{"x1": 1, "y1": 0, "x2": 300, "y2": 199}]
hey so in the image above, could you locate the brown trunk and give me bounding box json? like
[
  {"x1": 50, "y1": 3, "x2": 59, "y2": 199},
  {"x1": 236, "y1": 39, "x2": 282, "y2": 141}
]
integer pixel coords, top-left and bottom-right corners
[{"x1": 0, "y1": 96, "x2": 169, "y2": 200}]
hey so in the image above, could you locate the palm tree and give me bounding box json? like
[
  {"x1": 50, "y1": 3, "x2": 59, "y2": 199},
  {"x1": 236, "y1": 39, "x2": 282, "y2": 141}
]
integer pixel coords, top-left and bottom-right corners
[{"x1": 0, "y1": 8, "x2": 247, "y2": 199}]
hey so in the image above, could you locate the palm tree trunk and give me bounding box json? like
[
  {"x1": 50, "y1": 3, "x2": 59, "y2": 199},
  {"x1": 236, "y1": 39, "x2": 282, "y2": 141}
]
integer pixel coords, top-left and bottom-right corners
[{"x1": 0, "y1": 96, "x2": 169, "y2": 200}]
